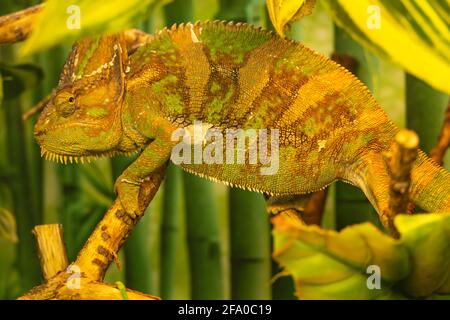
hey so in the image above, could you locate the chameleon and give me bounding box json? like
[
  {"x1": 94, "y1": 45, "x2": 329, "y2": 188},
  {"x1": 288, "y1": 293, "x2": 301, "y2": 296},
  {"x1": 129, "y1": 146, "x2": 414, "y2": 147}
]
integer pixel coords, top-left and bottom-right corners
[{"x1": 1, "y1": 11, "x2": 449, "y2": 229}]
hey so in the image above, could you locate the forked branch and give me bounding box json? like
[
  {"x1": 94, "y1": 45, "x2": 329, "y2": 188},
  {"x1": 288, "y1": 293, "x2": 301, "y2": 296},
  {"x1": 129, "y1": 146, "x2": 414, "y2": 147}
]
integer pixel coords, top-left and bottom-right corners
[
  {"x1": 384, "y1": 129, "x2": 419, "y2": 237},
  {"x1": 430, "y1": 99, "x2": 450, "y2": 165},
  {"x1": 19, "y1": 165, "x2": 167, "y2": 300}
]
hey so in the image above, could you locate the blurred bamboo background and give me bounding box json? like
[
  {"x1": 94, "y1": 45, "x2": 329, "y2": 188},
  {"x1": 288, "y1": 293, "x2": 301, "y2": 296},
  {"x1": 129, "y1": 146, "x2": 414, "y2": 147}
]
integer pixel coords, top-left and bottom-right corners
[{"x1": 0, "y1": 0, "x2": 448, "y2": 299}]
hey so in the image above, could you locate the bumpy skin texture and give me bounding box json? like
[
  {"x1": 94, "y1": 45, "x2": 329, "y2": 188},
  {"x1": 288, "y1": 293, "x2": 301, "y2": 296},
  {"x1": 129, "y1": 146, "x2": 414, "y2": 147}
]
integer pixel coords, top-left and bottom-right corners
[{"x1": 34, "y1": 22, "x2": 450, "y2": 225}]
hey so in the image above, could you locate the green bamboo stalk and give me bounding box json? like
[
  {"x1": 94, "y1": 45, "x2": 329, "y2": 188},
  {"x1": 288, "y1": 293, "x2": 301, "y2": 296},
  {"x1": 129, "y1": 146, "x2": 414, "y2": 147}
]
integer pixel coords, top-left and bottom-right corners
[
  {"x1": 333, "y1": 25, "x2": 381, "y2": 230},
  {"x1": 165, "y1": 0, "x2": 194, "y2": 24},
  {"x1": 123, "y1": 213, "x2": 153, "y2": 293},
  {"x1": 165, "y1": 0, "x2": 224, "y2": 299},
  {"x1": 406, "y1": 74, "x2": 449, "y2": 156},
  {"x1": 183, "y1": 172, "x2": 224, "y2": 299},
  {"x1": 0, "y1": 48, "x2": 41, "y2": 292},
  {"x1": 160, "y1": 164, "x2": 183, "y2": 299},
  {"x1": 215, "y1": 0, "x2": 271, "y2": 300},
  {"x1": 229, "y1": 191, "x2": 271, "y2": 299},
  {"x1": 25, "y1": 42, "x2": 47, "y2": 229}
]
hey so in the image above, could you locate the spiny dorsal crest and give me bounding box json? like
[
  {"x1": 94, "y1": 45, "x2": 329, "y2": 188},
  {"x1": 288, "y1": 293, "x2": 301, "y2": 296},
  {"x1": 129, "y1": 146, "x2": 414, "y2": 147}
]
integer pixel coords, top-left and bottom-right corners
[{"x1": 59, "y1": 34, "x2": 128, "y2": 88}]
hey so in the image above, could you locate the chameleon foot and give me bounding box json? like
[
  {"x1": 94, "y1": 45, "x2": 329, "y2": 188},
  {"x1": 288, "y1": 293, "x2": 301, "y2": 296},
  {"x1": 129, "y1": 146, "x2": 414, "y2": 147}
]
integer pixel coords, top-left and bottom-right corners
[{"x1": 114, "y1": 176, "x2": 143, "y2": 219}]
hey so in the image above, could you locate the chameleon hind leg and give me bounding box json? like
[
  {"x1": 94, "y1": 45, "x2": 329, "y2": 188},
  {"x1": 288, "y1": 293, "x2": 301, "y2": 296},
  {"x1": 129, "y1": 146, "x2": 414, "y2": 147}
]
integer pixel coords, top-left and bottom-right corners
[
  {"x1": 265, "y1": 192, "x2": 327, "y2": 225},
  {"x1": 347, "y1": 152, "x2": 394, "y2": 232}
]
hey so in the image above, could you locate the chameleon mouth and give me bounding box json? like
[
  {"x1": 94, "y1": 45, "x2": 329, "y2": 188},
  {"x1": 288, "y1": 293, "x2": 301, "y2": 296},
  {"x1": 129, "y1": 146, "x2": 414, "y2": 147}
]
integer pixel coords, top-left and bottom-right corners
[{"x1": 40, "y1": 146, "x2": 137, "y2": 165}]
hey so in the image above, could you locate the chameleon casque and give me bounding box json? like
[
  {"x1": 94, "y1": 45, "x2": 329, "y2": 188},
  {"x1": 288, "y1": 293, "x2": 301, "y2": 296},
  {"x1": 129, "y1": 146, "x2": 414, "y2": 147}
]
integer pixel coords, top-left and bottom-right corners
[{"x1": 6, "y1": 18, "x2": 450, "y2": 229}]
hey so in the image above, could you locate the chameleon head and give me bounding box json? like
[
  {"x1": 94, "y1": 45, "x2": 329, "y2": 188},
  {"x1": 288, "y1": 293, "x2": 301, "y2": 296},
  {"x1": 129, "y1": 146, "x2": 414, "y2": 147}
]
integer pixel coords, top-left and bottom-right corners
[{"x1": 34, "y1": 34, "x2": 128, "y2": 164}]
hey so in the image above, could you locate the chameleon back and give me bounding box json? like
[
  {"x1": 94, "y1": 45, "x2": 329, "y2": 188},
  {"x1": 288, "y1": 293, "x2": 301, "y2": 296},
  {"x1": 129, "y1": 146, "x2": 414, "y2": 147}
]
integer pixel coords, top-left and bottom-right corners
[{"x1": 126, "y1": 21, "x2": 398, "y2": 195}]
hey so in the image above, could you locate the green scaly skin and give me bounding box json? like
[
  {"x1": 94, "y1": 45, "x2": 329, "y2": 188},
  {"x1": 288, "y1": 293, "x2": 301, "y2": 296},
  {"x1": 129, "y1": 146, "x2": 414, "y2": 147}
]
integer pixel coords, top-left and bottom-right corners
[{"x1": 28, "y1": 22, "x2": 450, "y2": 226}]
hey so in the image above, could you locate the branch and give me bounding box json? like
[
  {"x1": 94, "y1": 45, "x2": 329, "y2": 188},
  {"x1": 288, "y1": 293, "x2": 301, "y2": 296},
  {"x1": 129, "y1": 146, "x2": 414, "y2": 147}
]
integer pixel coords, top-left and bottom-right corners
[
  {"x1": 22, "y1": 94, "x2": 51, "y2": 122},
  {"x1": 19, "y1": 165, "x2": 167, "y2": 300},
  {"x1": 385, "y1": 129, "x2": 419, "y2": 237},
  {"x1": 0, "y1": 4, "x2": 43, "y2": 44},
  {"x1": 430, "y1": 99, "x2": 450, "y2": 165},
  {"x1": 32, "y1": 224, "x2": 69, "y2": 281},
  {"x1": 302, "y1": 189, "x2": 328, "y2": 225},
  {"x1": 19, "y1": 273, "x2": 159, "y2": 300}
]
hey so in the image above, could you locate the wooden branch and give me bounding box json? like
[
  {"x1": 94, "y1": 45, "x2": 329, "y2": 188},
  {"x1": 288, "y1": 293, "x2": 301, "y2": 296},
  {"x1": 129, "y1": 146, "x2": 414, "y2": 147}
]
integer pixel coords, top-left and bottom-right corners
[
  {"x1": 22, "y1": 94, "x2": 51, "y2": 122},
  {"x1": 19, "y1": 165, "x2": 167, "y2": 300},
  {"x1": 430, "y1": 99, "x2": 450, "y2": 165},
  {"x1": 330, "y1": 53, "x2": 359, "y2": 72},
  {"x1": 302, "y1": 189, "x2": 327, "y2": 225},
  {"x1": 32, "y1": 224, "x2": 68, "y2": 281},
  {"x1": 385, "y1": 129, "x2": 419, "y2": 237},
  {"x1": 75, "y1": 165, "x2": 166, "y2": 281},
  {"x1": 19, "y1": 272, "x2": 159, "y2": 300},
  {"x1": 266, "y1": 192, "x2": 327, "y2": 226},
  {"x1": 0, "y1": 4, "x2": 42, "y2": 44}
]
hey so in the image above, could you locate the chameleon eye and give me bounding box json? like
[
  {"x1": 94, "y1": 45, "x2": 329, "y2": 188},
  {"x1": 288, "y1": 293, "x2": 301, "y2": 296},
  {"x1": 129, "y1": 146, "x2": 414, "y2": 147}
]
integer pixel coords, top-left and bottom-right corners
[
  {"x1": 54, "y1": 92, "x2": 77, "y2": 117},
  {"x1": 58, "y1": 101, "x2": 76, "y2": 118}
]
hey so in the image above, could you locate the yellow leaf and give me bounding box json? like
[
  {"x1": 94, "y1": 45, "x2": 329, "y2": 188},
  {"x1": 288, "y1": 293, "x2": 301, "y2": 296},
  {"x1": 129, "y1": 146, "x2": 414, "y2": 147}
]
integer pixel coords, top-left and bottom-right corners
[
  {"x1": 20, "y1": 0, "x2": 172, "y2": 56},
  {"x1": 266, "y1": 0, "x2": 316, "y2": 36},
  {"x1": 272, "y1": 214, "x2": 409, "y2": 299},
  {"x1": 395, "y1": 213, "x2": 450, "y2": 297},
  {"x1": 321, "y1": 0, "x2": 450, "y2": 95}
]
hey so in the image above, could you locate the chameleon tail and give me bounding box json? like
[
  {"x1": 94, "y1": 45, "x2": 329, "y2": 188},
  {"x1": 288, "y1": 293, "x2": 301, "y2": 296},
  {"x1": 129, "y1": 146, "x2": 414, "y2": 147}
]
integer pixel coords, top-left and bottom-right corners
[
  {"x1": 347, "y1": 150, "x2": 450, "y2": 229},
  {"x1": 409, "y1": 150, "x2": 450, "y2": 212}
]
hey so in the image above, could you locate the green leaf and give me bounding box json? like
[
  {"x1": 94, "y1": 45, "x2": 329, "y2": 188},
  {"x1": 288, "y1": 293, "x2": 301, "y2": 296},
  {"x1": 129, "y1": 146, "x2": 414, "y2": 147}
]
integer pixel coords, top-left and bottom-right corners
[
  {"x1": 21, "y1": 0, "x2": 172, "y2": 56},
  {"x1": 80, "y1": 162, "x2": 114, "y2": 202},
  {"x1": 0, "y1": 208, "x2": 18, "y2": 243},
  {"x1": 320, "y1": 0, "x2": 450, "y2": 95},
  {"x1": 0, "y1": 63, "x2": 43, "y2": 100},
  {"x1": 266, "y1": 0, "x2": 316, "y2": 36},
  {"x1": 272, "y1": 215, "x2": 410, "y2": 299},
  {"x1": 396, "y1": 213, "x2": 450, "y2": 298}
]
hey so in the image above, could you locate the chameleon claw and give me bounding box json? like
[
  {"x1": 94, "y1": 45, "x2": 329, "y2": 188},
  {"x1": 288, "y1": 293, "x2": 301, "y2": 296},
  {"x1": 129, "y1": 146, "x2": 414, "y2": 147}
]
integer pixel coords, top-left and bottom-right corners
[
  {"x1": 120, "y1": 178, "x2": 143, "y2": 186},
  {"x1": 115, "y1": 175, "x2": 143, "y2": 219}
]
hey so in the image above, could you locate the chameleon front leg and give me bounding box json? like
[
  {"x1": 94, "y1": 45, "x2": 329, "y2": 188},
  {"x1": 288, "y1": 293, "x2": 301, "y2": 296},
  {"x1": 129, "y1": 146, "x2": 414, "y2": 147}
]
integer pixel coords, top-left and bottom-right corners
[{"x1": 115, "y1": 137, "x2": 175, "y2": 218}]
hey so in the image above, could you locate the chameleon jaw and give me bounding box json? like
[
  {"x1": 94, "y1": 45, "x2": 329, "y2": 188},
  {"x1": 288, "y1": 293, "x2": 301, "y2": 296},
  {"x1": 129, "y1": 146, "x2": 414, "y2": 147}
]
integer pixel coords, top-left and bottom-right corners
[{"x1": 40, "y1": 146, "x2": 137, "y2": 165}]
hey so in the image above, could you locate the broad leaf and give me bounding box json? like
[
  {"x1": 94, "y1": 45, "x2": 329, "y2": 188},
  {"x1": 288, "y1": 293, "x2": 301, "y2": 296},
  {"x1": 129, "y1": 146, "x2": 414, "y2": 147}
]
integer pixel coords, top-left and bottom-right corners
[
  {"x1": 396, "y1": 213, "x2": 450, "y2": 297},
  {"x1": 0, "y1": 63, "x2": 43, "y2": 100},
  {"x1": 272, "y1": 215, "x2": 409, "y2": 299},
  {"x1": 320, "y1": 0, "x2": 450, "y2": 95},
  {"x1": 266, "y1": 0, "x2": 316, "y2": 36},
  {"x1": 21, "y1": 0, "x2": 172, "y2": 55},
  {"x1": 0, "y1": 208, "x2": 18, "y2": 243}
]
